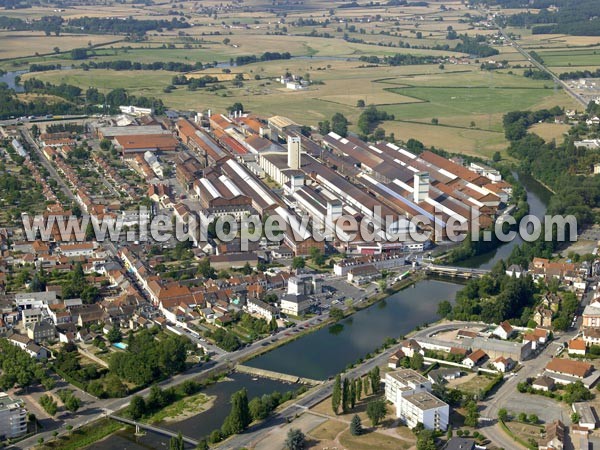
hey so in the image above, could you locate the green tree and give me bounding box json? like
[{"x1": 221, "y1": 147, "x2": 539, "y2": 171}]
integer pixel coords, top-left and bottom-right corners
[
  {"x1": 291, "y1": 257, "x2": 305, "y2": 270},
  {"x1": 342, "y1": 378, "x2": 349, "y2": 413},
  {"x1": 528, "y1": 414, "x2": 538, "y2": 424},
  {"x1": 284, "y1": 428, "x2": 306, "y2": 450},
  {"x1": 464, "y1": 401, "x2": 479, "y2": 427},
  {"x1": 309, "y1": 247, "x2": 326, "y2": 266},
  {"x1": 517, "y1": 412, "x2": 527, "y2": 422},
  {"x1": 196, "y1": 439, "x2": 209, "y2": 450},
  {"x1": 410, "y1": 353, "x2": 424, "y2": 371},
  {"x1": 366, "y1": 398, "x2": 386, "y2": 426},
  {"x1": 356, "y1": 377, "x2": 362, "y2": 401},
  {"x1": 331, "y1": 112, "x2": 349, "y2": 137},
  {"x1": 241, "y1": 262, "x2": 253, "y2": 275},
  {"x1": 369, "y1": 366, "x2": 380, "y2": 394},
  {"x1": 571, "y1": 412, "x2": 581, "y2": 423},
  {"x1": 437, "y1": 300, "x2": 452, "y2": 318},
  {"x1": 226, "y1": 102, "x2": 244, "y2": 114},
  {"x1": 169, "y1": 432, "x2": 184, "y2": 450},
  {"x1": 350, "y1": 379, "x2": 356, "y2": 409},
  {"x1": 332, "y1": 374, "x2": 341, "y2": 414},
  {"x1": 107, "y1": 325, "x2": 122, "y2": 343},
  {"x1": 128, "y1": 395, "x2": 146, "y2": 420},
  {"x1": 221, "y1": 389, "x2": 251, "y2": 436},
  {"x1": 318, "y1": 120, "x2": 331, "y2": 135},
  {"x1": 350, "y1": 414, "x2": 362, "y2": 436},
  {"x1": 356, "y1": 99, "x2": 365, "y2": 108},
  {"x1": 492, "y1": 151, "x2": 501, "y2": 162},
  {"x1": 416, "y1": 429, "x2": 437, "y2": 450},
  {"x1": 329, "y1": 307, "x2": 344, "y2": 322},
  {"x1": 64, "y1": 394, "x2": 80, "y2": 413},
  {"x1": 497, "y1": 408, "x2": 508, "y2": 422}
]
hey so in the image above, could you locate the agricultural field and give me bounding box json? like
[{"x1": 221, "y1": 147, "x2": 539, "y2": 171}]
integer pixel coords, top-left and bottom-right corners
[{"x1": 1, "y1": 0, "x2": 594, "y2": 158}]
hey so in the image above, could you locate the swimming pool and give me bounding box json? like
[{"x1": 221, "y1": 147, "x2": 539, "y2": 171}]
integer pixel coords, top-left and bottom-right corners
[{"x1": 112, "y1": 342, "x2": 128, "y2": 350}]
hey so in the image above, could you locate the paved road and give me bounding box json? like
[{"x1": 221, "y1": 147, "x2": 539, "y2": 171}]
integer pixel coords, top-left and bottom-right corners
[{"x1": 478, "y1": 322, "x2": 580, "y2": 449}]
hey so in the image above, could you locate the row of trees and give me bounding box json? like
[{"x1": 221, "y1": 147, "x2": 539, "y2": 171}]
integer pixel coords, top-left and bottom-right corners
[{"x1": 331, "y1": 367, "x2": 386, "y2": 426}]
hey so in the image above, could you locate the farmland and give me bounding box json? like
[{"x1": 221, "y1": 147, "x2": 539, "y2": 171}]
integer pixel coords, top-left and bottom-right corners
[{"x1": 1, "y1": 0, "x2": 595, "y2": 156}]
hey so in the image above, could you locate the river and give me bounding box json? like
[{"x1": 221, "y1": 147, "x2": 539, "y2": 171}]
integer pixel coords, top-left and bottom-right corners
[
  {"x1": 456, "y1": 171, "x2": 552, "y2": 270},
  {"x1": 88, "y1": 373, "x2": 296, "y2": 449}
]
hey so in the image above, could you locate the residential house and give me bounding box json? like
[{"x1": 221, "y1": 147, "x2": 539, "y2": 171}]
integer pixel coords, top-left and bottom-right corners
[
  {"x1": 532, "y1": 375, "x2": 555, "y2": 392},
  {"x1": 533, "y1": 306, "x2": 553, "y2": 328},
  {"x1": 401, "y1": 339, "x2": 424, "y2": 358},
  {"x1": 246, "y1": 298, "x2": 278, "y2": 322},
  {"x1": 569, "y1": 338, "x2": 587, "y2": 356},
  {"x1": 572, "y1": 402, "x2": 596, "y2": 430},
  {"x1": 492, "y1": 356, "x2": 514, "y2": 373},
  {"x1": 583, "y1": 328, "x2": 600, "y2": 347},
  {"x1": 583, "y1": 302, "x2": 600, "y2": 327},
  {"x1": 493, "y1": 321, "x2": 515, "y2": 340},
  {"x1": 26, "y1": 321, "x2": 55, "y2": 343},
  {"x1": 388, "y1": 349, "x2": 406, "y2": 369},
  {"x1": 539, "y1": 420, "x2": 565, "y2": 450},
  {"x1": 462, "y1": 349, "x2": 487, "y2": 368},
  {"x1": 0, "y1": 393, "x2": 27, "y2": 439},
  {"x1": 427, "y1": 368, "x2": 462, "y2": 385}
]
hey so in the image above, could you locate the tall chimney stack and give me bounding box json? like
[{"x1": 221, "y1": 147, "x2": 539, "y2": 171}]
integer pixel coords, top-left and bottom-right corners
[
  {"x1": 413, "y1": 171, "x2": 430, "y2": 203},
  {"x1": 287, "y1": 136, "x2": 301, "y2": 170}
]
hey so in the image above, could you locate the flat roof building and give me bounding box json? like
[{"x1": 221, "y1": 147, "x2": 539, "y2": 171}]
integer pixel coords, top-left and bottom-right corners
[
  {"x1": 385, "y1": 369, "x2": 449, "y2": 431},
  {"x1": 0, "y1": 393, "x2": 27, "y2": 439}
]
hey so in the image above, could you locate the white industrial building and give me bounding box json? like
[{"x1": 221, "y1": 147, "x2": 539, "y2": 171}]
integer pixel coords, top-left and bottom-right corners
[{"x1": 385, "y1": 369, "x2": 449, "y2": 431}]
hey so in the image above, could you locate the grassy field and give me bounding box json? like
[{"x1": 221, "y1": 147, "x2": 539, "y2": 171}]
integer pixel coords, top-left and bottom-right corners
[
  {"x1": 537, "y1": 48, "x2": 600, "y2": 67},
  {"x1": 528, "y1": 123, "x2": 571, "y2": 142},
  {"x1": 307, "y1": 419, "x2": 347, "y2": 441},
  {"x1": 23, "y1": 57, "x2": 576, "y2": 156},
  {"x1": 0, "y1": 31, "x2": 122, "y2": 60},
  {"x1": 338, "y1": 429, "x2": 413, "y2": 450},
  {"x1": 3, "y1": 0, "x2": 592, "y2": 159}
]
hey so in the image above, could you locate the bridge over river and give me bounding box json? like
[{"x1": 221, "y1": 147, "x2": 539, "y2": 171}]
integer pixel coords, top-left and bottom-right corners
[
  {"x1": 424, "y1": 264, "x2": 491, "y2": 279},
  {"x1": 109, "y1": 415, "x2": 199, "y2": 446}
]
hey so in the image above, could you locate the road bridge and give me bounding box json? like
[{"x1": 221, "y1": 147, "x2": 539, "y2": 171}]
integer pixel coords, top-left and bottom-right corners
[{"x1": 425, "y1": 264, "x2": 491, "y2": 279}]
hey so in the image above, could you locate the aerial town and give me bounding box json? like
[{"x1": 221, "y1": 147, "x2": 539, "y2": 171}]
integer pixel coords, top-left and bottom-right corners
[{"x1": 0, "y1": 0, "x2": 600, "y2": 450}]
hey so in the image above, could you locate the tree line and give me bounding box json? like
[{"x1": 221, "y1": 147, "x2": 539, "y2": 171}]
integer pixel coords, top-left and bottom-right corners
[{"x1": 233, "y1": 51, "x2": 292, "y2": 66}]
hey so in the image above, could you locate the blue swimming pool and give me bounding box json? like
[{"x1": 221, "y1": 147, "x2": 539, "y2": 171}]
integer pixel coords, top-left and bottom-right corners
[{"x1": 112, "y1": 342, "x2": 128, "y2": 350}]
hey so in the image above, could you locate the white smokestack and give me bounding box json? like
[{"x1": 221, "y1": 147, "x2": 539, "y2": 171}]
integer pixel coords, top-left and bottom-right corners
[
  {"x1": 413, "y1": 171, "x2": 430, "y2": 203},
  {"x1": 287, "y1": 136, "x2": 301, "y2": 170}
]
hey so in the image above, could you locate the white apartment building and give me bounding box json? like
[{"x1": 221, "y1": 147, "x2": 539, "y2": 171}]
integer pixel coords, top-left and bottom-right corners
[
  {"x1": 385, "y1": 369, "x2": 449, "y2": 431},
  {"x1": 0, "y1": 393, "x2": 27, "y2": 439}
]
